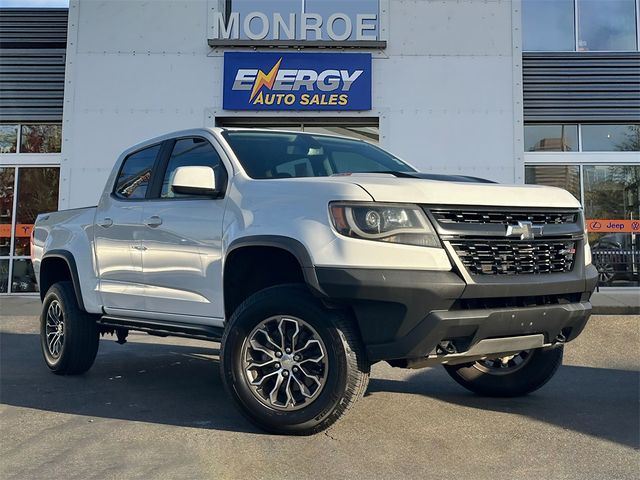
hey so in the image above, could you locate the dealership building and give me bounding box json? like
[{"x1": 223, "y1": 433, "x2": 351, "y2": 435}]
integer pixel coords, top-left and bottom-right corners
[{"x1": 0, "y1": 0, "x2": 638, "y2": 294}]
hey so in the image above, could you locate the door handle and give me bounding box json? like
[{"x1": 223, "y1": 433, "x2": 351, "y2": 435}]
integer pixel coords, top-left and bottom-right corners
[
  {"x1": 131, "y1": 245, "x2": 147, "y2": 251},
  {"x1": 97, "y1": 217, "x2": 113, "y2": 228},
  {"x1": 144, "y1": 216, "x2": 162, "y2": 228}
]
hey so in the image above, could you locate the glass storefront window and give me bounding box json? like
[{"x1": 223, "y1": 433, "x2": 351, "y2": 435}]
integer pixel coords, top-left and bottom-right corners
[
  {"x1": 0, "y1": 168, "x2": 15, "y2": 257},
  {"x1": 0, "y1": 259, "x2": 8, "y2": 293},
  {"x1": 0, "y1": 125, "x2": 18, "y2": 154},
  {"x1": 11, "y1": 258, "x2": 37, "y2": 293},
  {"x1": 525, "y1": 165, "x2": 581, "y2": 200},
  {"x1": 522, "y1": 0, "x2": 576, "y2": 51},
  {"x1": 524, "y1": 124, "x2": 579, "y2": 152},
  {"x1": 20, "y1": 124, "x2": 62, "y2": 153},
  {"x1": 13, "y1": 167, "x2": 60, "y2": 256},
  {"x1": 577, "y1": 0, "x2": 638, "y2": 51},
  {"x1": 582, "y1": 124, "x2": 640, "y2": 152},
  {"x1": 0, "y1": 166, "x2": 60, "y2": 294},
  {"x1": 584, "y1": 165, "x2": 639, "y2": 286}
]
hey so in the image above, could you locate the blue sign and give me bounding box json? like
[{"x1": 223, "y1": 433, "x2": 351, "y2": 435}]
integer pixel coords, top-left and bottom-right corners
[{"x1": 223, "y1": 52, "x2": 372, "y2": 111}]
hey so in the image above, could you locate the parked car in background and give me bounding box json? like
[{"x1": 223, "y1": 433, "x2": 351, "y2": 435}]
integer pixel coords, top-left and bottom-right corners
[{"x1": 591, "y1": 233, "x2": 639, "y2": 286}]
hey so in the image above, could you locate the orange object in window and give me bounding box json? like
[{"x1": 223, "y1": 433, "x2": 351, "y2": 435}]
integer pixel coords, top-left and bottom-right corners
[{"x1": 586, "y1": 219, "x2": 640, "y2": 233}]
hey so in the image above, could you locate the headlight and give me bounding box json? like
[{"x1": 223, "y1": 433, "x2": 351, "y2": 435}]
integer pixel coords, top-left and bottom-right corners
[{"x1": 329, "y1": 202, "x2": 440, "y2": 247}]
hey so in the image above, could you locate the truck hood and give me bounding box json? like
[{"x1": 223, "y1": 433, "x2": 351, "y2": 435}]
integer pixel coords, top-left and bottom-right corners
[{"x1": 328, "y1": 174, "x2": 581, "y2": 208}]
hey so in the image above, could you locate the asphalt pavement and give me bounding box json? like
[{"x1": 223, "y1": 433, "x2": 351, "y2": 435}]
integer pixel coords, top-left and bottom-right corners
[{"x1": 0, "y1": 299, "x2": 638, "y2": 480}]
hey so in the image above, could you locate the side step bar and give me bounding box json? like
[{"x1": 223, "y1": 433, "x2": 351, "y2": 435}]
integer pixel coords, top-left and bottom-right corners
[{"x1": 99, "y1": 315, "x2": 224, "y2": 342}]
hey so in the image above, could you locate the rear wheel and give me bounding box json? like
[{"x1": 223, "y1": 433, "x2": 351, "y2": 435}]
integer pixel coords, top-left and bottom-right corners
[
  {"x1": 40, "y1": 281, "x2": 99, "y2": 375},
  {"x1": 443, "y1": 346, "x2": 563, "y2": 397},
  {"x1": 220, "y1": 284, "x2": 369, "y2": 435}
]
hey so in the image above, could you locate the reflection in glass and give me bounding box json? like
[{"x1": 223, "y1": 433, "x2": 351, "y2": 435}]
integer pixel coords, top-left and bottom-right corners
[
  {"x1": 524, "y1": 124, "x2": 579, "y2": 152},
  {"x1": 20, "y1": 124, "x2": 62, "y2": 153},
  {"x1": 115, "y1": 144, "x2": 160, "y2": 199},
  {"x1": 584, "y1": 165, "x2": 639, "y2": 286},
  {"x1": 578, "y1": 0, "x2": 637, "y2": 51},
  {"x1": 0, "y1": 168, "x2": 15, "y2": 256},
  {"x1": 584, "y1": 165, "x2": 640, "y2": 222},
  {"x1": 0, "y1": 125, "x2": 18, "y2": 154},
  {"x1": 303, "y1": 126, "x2": 379, "y2": 143},
  {"x1": 522, "y1": 0, "x2": 575, "y2": 51},
  {"x1": 582, "y1": 124, "x2": 640, "y2": 151},
  {"x1": 306, "y1": 0, "x2": 379, "y2": 40},
  {"x1": 11, "y1": 259, "x2": 37, "y2": 293},
  {"x1": 13, "y1": 167, "x2": 60, "y2": 256},
  {"x1": 525, "y1": 165, "x2": 581, "y2": 201},
  {"x1": 0, "y1": 259, "x2": 8, "y2": 293}
]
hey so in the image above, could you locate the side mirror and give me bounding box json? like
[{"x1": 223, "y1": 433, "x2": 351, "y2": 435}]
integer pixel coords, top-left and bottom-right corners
[{"x1": 170, "y1": 166, "x2": 217, "y2": 196}]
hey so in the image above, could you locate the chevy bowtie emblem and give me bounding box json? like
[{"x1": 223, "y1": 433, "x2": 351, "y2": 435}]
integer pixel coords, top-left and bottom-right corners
[{"x1": 506, "y1": 221, "x2": 544, "y2": 240}]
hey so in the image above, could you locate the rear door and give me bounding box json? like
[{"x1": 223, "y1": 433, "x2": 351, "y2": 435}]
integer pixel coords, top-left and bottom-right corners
[
  {"x1": 94, "y1": 143, "x2": 162, "y2": 313},
  {"x1": 140, "y1": 136, "x2": 229, "y2": 325}
]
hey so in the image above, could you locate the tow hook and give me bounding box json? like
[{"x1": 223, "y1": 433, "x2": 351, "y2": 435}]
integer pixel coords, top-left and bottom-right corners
[{"x1": 555, "y1": 332, "x2": 567, "y2": 344}]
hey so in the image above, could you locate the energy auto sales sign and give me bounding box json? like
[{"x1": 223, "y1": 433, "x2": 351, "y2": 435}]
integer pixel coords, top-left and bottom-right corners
[{"x1": 223, "y1": 52, "x2": 372, "y2": 111}]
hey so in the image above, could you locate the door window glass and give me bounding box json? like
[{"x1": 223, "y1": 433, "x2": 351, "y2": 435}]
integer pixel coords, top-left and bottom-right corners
[
  {"x1": 522, "y1": 0, "x2": 576, "y2": 51},
  {"x1": 524, "y1": 125, "x2": 579, "y2": 152},
  {"x1": 161, "y1": 138, "x2": 226, "y2": 198},
  {"x1": 524, "y1": 165, "x2": 581, "y2": 201},
  {"x1": 114, "y1": 144, "x2": 160, "y2": 199}
]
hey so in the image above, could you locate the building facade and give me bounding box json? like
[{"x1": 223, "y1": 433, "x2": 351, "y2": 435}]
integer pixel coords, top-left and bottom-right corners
[{"x1": 0, "y1": 0, "x2": 638, "y2": 294}]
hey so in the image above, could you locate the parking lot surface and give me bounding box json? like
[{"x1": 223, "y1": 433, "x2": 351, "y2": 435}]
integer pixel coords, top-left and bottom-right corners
[{"x1": 1, "y1": 300, "x2": 638, "y2": 480}]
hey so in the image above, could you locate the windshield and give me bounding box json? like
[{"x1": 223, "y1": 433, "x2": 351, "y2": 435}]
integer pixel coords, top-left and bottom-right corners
[{"x1": 222, "y1": 130, "x2": 416, "y2": 179}]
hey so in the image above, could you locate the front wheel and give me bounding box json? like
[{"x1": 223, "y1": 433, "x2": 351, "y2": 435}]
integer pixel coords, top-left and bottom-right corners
[
  {"x1": 220, "y1": 284, "x2": 370, "y2": 435},
  {"x1": 443, "y1": 346, "x2": 563, "y2": 397}
]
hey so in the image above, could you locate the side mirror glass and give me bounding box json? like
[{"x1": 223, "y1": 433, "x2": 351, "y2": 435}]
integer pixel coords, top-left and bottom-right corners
[{"x1": 170, "y1": 166, "x2": 217, "y2": 196}]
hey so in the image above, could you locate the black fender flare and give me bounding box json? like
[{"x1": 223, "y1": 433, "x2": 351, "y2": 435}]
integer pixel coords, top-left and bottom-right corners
[
  {"x1": 226, "y1": 235, "x2": 323, "y2": 295},
  {"x1": 40, "y1": 250, "x2": 86, "y2": 311}
]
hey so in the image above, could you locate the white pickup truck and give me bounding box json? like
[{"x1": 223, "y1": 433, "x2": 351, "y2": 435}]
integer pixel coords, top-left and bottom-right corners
[{"x1": 32, "y1": 128, "x2": 598, "y2": 435}]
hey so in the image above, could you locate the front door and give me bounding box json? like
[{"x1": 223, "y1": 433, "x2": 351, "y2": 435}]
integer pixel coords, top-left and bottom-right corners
[
  {"x1": 94, "y1": 143, "x2": 161, "y2": 312},
  {"x1": 140, "y1": 137, "x2": 228, "y2": 325}
]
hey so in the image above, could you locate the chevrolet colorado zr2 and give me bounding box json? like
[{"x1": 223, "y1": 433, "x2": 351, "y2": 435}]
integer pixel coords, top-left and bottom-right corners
[{"x1": 32, "y1": 128, "x2": 598, "y2": 435}]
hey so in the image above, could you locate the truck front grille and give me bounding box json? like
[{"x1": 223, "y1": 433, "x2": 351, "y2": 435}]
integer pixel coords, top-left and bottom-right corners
[
  {"x1": 450, "y1": 239, "x2": 577, "y2": 275},
  {"x1": 431, "y1": 209, "x2": 578, "y2": 225}
]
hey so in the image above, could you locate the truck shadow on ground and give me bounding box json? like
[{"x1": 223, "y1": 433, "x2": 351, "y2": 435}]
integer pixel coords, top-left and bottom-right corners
[
  {"x1": 2, "y1": 330, "x2": 639, "y2": 446},
  {"x1": 367, "y1": 365, "x2": 640, "y2": 449},
  {"x1": 0, "y1": 331, "x2": 261, "y2": 435}
]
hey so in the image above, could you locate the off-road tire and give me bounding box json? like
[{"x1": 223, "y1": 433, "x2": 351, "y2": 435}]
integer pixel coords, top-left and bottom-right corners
[
  {"x1": 220, "y1": 284, "x2": 370, "y2": 435},
  {"x1": 40, "y1": 281, "x2": 99, "y2": 375},
  {"x1": 443, "y1": 346, "x2": 563, "y2": 397}
]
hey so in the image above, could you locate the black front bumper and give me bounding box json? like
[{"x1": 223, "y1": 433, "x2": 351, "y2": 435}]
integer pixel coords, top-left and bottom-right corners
[{"x1": 315, "y1": 264, "x2": 599, "y2": 362}]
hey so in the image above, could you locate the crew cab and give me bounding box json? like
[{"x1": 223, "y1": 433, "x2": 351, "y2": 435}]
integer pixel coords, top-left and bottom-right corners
[{"x1": 32, "y1": 128, "x2": 598, "y2": 435}]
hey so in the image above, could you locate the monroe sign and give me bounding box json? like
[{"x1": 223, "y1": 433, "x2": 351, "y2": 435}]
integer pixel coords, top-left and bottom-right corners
[{"x1": 209, "y1": 0, "x2": 381, "y2": 45}]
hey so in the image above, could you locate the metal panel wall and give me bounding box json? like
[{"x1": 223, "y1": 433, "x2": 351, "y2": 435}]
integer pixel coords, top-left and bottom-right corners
[
  {"x1": 0, "y1": 8, "x2": 67, "y2": 122},
  {"x1": 523, "y1": 52, "x2": 640, "y2": 123}
]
